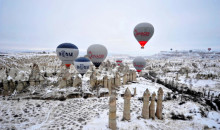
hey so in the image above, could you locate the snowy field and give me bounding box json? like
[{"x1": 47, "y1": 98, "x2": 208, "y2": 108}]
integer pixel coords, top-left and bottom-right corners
[
  {"x1": 1, "y1": 77, "x2": 220, "y2": 130},
  {"x1": 0, "y1": 51, "x2": 220, "y2": 129}
]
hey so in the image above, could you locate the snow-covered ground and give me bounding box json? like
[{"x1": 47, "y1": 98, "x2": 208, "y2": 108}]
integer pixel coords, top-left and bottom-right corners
[
  {"x1": 1, "y1": 51, "x2": 220, "y2": 129},
  {"x1": 1, "y1": 77, "x2": 220, "y2": 130}
]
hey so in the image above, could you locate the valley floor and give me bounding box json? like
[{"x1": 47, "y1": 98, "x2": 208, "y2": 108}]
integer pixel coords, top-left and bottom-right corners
[{"x1": 1, "y1": 77, "x2": 220, "y2": 130}]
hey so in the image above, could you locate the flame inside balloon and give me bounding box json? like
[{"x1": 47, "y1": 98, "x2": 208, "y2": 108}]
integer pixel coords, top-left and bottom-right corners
[
  {"x1": 137, "y1": 70, "x2": 141, "y2": 72},
  {"x1": 139, "y1": 41, "x2": 147, "y2": 48},
  {"x1": 65, "y1": 64, "x2": 71, "y2": 68}
]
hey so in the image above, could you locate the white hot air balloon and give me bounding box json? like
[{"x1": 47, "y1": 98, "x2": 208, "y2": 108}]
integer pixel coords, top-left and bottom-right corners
[
  {"x1": 134, "y1": 22, "x2": 154, "y2": 49},
  {"x1": 87, "y1": 44, "x2": 108, "y2": 69},
  {"x1": 74, "y1": 57, "x2": 90, "y2": 77},
  {"x1": 133, "y1": 56, "x2": 146, "y2": 72},
  {"x1": 56, "y1": 43, "x2": 79, "y2": 68}
]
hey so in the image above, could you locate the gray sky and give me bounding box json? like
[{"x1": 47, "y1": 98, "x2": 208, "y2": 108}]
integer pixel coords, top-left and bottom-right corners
[{"x1": 0, "y1": 0, "x2": 220, "y2": 55}]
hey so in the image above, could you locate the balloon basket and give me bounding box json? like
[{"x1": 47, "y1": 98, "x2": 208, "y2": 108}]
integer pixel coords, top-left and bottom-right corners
[{"x1": 141, "y1": 47, "x2": 144, "y2": 49}]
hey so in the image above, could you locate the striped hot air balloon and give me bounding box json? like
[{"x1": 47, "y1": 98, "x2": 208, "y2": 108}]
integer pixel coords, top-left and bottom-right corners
[
  {"x1": 74, "y1": 57, "x2": 90, "y2": 77},
  {"x1": 56, "y1": 43, "x2": 79, "y2": 68}
]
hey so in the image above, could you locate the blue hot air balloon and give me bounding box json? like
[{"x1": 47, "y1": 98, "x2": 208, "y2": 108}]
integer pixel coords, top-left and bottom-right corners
[
  {"x1": 56, "y1": 43, "x2": 79, "y2": 68},
  {"x1": 74, "y1": 57, "x2": 91, "y2": 77}
]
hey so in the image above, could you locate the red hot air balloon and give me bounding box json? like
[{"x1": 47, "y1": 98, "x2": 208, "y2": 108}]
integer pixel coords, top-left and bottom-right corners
[
  {"x1": 134, "y1": 23, "x2": 154, "y2": 49},
  {"x1": 208, "y1": 48, "x2": 211, "y2": 51},
  {"x1": 116, "y1": 59, "x2": 122, "y2": 66},
  {"x1": 133, "y1": 56, "x2": 146, "y2": 72},
  {"x1": 87, "y1": 44, "x2": 108, "y2": 69}
]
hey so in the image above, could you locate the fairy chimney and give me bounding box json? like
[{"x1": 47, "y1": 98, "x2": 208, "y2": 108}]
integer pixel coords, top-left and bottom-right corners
[
  {"x1": 156, "y1": 87, "x2": 164, "y2": 119},
  {"x1": 142, "y1": 89, "x2": 150, "y2": 119},
  {"x1": 123, "y1": 88, "x2": 131, "y2": 120},
  {"x1": 123, "y1": 74, "x2": 127, "y2": 85},
  {"x1": 115, "y1": 72, "x2": 120, "y2": 87},
  {"x1": 90, "y1": 71, "x2": 97, "y2": 88},
  {"x1": 132, "y1": 71, "x2": 137, "y2": 81},
  {"x1": 109, "y1": 94, "x2": 117, "y2": 130},
  {"x1": 149, "y1": 92, "x2": 156, "y2": 120},
  {"x1": 103, "y1": 75, "x2": 108, "y2": 88}
]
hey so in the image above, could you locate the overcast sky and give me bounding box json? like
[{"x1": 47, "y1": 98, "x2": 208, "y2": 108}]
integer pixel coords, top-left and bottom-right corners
[{"x1": 0, "y1": 0, "x2": 219, "y2": 55}]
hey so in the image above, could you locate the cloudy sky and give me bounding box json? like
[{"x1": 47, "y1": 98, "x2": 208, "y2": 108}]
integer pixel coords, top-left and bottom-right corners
[{"x1": 0, "y1": 0, "x2": 219, "y2": 55}]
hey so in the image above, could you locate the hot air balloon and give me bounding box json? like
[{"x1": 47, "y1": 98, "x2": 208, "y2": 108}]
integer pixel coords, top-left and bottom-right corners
[
  {"x1": 74, "y1": 57, "x2": 90, "y2": 77},
  {"x1": 116, "y1": 59, "x2": 122, "y2": 66},
  {"x1": 208, "y1": 48, "x2": 211, "y2": 51},
  {"x1": 134, "y1": 22, "x2": 154, "y2": 49},
  {"x1": 170, "y1": 48, "x2": 173, "y2": 51},
  {"x1": 133, "y1": 56, "x2": 146, "y2": 72},
  {"x1": 87, "y1": 44, "x2": 108, "y2": 69},
  {"x1": 56, "y1": 43, "x2": 79, "y2": 68}
]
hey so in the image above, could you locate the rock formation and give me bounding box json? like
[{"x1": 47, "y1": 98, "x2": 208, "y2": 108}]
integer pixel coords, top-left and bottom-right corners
[
  {"x1": 123, "y1": 88, "x2": 131, "y2": 120},
  {"x1": 115, "y1": 72, "x2": 120, "y2": 87},
  {"x1": 132, "y1": 71, "x2": 137, "y2": 81},
  {"x1": 123, "y1": 74, "x2": 127, "y2": 85},
  {"x1": 142, "y1": 89, "x2": 150, "y2": 119},
  {"x1": 73, "y1": 75, "x2": 82, "y2": 88},
  {"x1": 108, "y1": 78, "x2": 112, "y2": 95},
  {"x1": 149, "y1": 92, "x2": 156, "y2": 120},
  {"x1": 103, "y1": 75, "x2": 108, "y2": 88},
  {"x1": 109, "y1": 94, "x2": 117, "y2": 130},
  {"x1": 90, "y1": 71, "x2": 97, "y2": 88},
  {"x1": 156, "y1": 87, "x2": 163, "y2": 119}
]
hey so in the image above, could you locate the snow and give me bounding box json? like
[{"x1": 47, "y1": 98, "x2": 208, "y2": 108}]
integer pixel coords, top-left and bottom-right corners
[
  {"x1": 84, "y1": 99, "x2": 220, "y2": 130},
  {"x1": 0, "y1": 51, "x2": 220, "y2": 129},
  {"x1": 120, "y1": 77, "x2": 172, "y2": 98},
  {"x1": 7, "y1": 76, "x2": 13, "y2": 81},
  {"x1": 1, "y1": 76, "x2": 220, "y2": 129}
]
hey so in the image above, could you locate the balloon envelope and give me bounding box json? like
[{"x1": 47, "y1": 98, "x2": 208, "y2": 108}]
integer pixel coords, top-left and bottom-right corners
[
  {"x1": 133, "y1": 56, "x2": 146, "y2": 72},
  {"x1": 56, "y1": 43, "x2": 79, "y2": 67},
  {"x1": 74, "y1": 57, "x2": 90, "y2": 76},
  {"x1": 134, "y1": 23, "x2": 154, "y2": 49},
  {"x1": 208, "y1": 48, "x2": 211, "y2": 51},
  {"x1": 116, "y1": 59, "x2": 122, "y2": 66},
  {"x1": 87, "y1": 44, "x2": 108, "y2": 68}
]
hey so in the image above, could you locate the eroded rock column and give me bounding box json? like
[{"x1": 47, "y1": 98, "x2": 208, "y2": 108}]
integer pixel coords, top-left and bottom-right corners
[
  {"x1": 156, "y1": 87, "x2": 163, "y2": 119},
  {"x1": 142, "y1": 89, "x2": 150, "y2": 119},
  {"x1": 132, "y1": 71, "x2": 137, "y2": 81},
  {"x1": 108, "y1": 78, "x2": 112, "y2": 96},
  {"x1": 123, "y1": 88, "x2": 131, "y2": 120},
  {"x1": 90, "y1": 71, "x2": 97, "y2": 88},
  {"x1": 123, "y1": 74, "x2": 127, "y2": 85},
  {"x1": 115, "y1": 72, "x2": 120, "y2": 87},
  {"x1": 103, "y1": 75, "x2": 108, "y2": 88},
  {"x1": 16, "y1": 80, "x2": 24, "y2": 92},
  {"x1": 149, "y1": 92, "x2": 156, "y2": 119},
  {"x1": 129, "y1": 71, "x2": 133, "y2": 82},
  {"x1": 109, "y1": 94, "x2": 116, "y2": 130}
]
